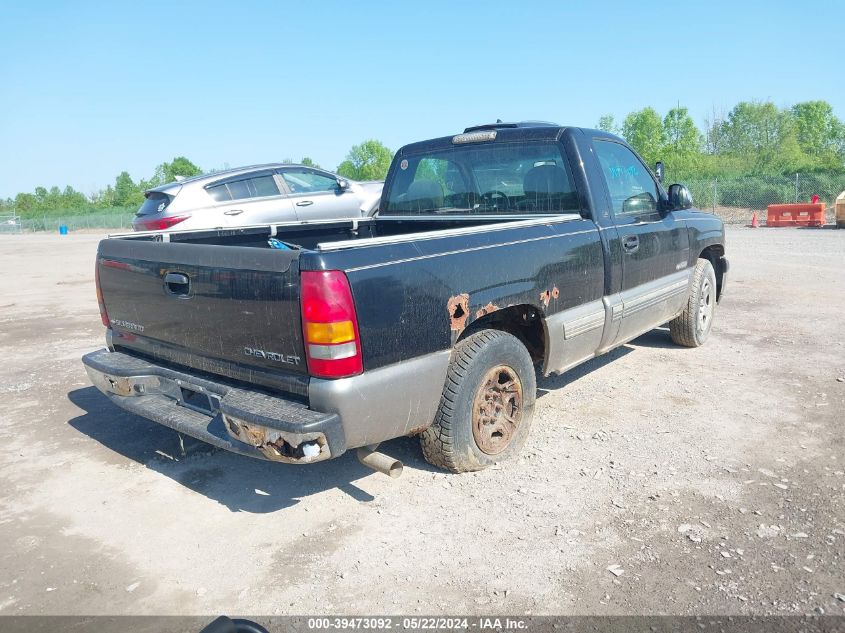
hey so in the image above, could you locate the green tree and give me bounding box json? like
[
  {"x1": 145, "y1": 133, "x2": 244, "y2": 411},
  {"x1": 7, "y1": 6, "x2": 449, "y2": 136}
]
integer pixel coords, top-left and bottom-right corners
[
  {"x1": 93, "y1": 185, "x2": 116, "y2": 208},
  {"x1": 791, "y1": 101, "x2": 843, "y2": 161},
  {"x1": 720, "y1": 101, "x2": 803, "y2": 169},
  {"x1": 597, "y1": 114, "x2": 619, "y2": 135},
  {"x1": 114, "y1": 171, "x2": 142, "y2": 207},
  {"x1": 150, "y1": 156, "x2": 202, "y2": 186},
  {"x1": 300, "y1": 157, "x2": 320, "y2": 168},
  {"x1": 14, "y1": 192, "x2": 36, "y2": 214},
  {"x1": 336, "y1": 139, "x2": 393, "y2": 181},
  {"x1": 61, "y1": 185, "x2": 88, "y2": 209},
  {"x1": 703, "y1": 114, "x2": 727, "y2": 155},
  {"x1": 832, "y1": 119, "x2": 845, "y2": 161},
  {"x1": 45, "y1": 186, "x2": 62, "y2": 210},
  {"x1": 663, "y1": 107, "x2": 702, "y2": 155},
  {"x1": 622, "y1": 108, "x2": 664, "y2": 164},
  {"x1": 34, "y1": 186, "x2": 48, "y2": 207}
]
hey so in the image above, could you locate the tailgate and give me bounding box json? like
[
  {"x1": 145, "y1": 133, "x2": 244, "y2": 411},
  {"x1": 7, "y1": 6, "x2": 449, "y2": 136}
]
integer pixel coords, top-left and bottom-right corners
[{"x1": 97, "y1": 238, "x2": 308, "y2": 395}]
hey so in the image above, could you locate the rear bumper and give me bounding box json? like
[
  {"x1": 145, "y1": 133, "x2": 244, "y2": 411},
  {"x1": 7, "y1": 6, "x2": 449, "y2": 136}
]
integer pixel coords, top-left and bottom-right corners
[
  {"x1": 82, "y1": 349, "x2": 344, "y2": 463},
  {"x1": 82, "y1": 346, "x2": 452, "y2": 464}
]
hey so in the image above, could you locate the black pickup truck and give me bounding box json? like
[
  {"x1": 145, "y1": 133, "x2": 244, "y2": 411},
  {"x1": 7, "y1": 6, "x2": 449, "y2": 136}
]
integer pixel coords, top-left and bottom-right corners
[{"x1": 83, "y1": 122, "x2": 728, "y2": 475}]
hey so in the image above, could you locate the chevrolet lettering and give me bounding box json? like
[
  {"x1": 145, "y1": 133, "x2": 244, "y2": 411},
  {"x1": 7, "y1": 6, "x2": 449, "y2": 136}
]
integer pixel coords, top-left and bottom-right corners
[
  {"x1": 243, "y1": 347, "x2": 301, "y2": 365},
  {"x1": 108, "y1": 319, "x2": 144, "y2": 333}
]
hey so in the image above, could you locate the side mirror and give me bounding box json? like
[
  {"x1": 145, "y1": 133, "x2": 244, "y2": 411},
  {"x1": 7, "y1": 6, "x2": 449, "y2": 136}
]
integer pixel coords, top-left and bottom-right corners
[
  {"x1": 622, "y1": 192, "x2": 657, "y2": 214},
  {"x1": 654, "y1": 161, "x2": 665, "y2": 184},
  {"x1": 667, "y1": 183, "x2": 693, "y2": 210},
  {"x1": 336, "y1": 178, "x2": 351, "y2": 191}
]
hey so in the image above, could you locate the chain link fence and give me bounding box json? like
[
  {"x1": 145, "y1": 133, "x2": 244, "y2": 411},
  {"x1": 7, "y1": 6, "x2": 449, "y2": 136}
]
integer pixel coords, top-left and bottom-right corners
[
  {"x1": 681, "y1": 172, "x2": 845, "y2": 224},
  {"x1": 10, "y1": 211, "x2": 135, "y2": 233},
  {"x1": 0, "y1": 214, "x2": 23, "y2": 233}
]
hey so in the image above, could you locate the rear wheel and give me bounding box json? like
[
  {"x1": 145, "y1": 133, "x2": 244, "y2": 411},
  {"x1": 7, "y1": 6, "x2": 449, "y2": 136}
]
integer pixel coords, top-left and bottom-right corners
[
  {"x1": 669, "y1": 258, "x2": 717, "y2": 347},
  {"x1": 421, "y1": 330, "x2": 536, "y2": 473}
]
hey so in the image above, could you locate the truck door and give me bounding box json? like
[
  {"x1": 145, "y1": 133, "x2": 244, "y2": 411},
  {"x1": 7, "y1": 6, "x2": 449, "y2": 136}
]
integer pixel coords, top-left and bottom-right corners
[{"x1": 592, "y1": 139, "x2": 690, "y2": 345}]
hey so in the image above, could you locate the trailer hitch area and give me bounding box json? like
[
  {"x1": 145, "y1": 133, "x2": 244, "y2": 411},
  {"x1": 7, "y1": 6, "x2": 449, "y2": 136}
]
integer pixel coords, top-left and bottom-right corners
[
  {"x1": 106, "y1": 375, "x2": 133, "y2": 396},
  {"x1": 357, "y1": 444, "x2": 403, "y2": 478},
  {"x1": 223, "y1": 415, "x2": 331, "y2": 464},
  {"x1": 86, "y1": 368, "x2": 160, "y2": 397}
]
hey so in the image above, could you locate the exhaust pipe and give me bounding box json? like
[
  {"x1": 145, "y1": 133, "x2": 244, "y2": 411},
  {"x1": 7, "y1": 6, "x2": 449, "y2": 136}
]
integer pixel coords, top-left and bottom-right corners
[{"x1": 357, "y1": 445, "x2": 403, "y2": 478}]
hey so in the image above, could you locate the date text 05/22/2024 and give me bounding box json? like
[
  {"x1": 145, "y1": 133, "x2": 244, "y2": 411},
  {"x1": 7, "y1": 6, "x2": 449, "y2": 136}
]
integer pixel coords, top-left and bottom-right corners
[{"x1": 306, "y1": 618, "x2": 528, "y2": 630}]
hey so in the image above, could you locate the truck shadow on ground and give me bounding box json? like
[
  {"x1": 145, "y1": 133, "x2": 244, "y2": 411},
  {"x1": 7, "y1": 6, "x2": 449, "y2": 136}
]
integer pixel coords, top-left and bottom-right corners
[
  {"x1": 67, "y1": 386, "x2": 439, "y2": 513},
  {"x1": 68, "y1": 333, "x2": 666, "y2": 513},
  {"x1": 625, "y1": 326, "x2": 680, "y2": 350},
  {"x1": 536, "y1": 345, "x2": 632, "y2": 396},
  {"x1": 535, "y1": 325, "x2": 681, "y2": 395}
]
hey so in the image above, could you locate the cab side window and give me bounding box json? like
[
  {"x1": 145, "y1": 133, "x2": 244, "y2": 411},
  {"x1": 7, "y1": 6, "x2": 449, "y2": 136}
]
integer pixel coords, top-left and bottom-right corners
[{"x1": 593, "y1": 140, "x2": 659, "y2": 217}]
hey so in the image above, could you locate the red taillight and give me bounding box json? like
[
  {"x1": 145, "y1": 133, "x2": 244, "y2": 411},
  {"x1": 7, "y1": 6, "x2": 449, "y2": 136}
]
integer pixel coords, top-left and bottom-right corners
[
  {"x1": 300, "y1": 270, "x2": 362, "y2": 378},
  {"x1": 136, "y1": 215, "x2": 189, "y2": 231},
  {"x1": 95, "y1": 260, "x2": 109, "y2": 327}
]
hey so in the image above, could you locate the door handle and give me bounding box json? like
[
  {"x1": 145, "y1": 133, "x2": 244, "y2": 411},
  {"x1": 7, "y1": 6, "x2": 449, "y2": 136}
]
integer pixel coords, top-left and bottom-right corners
[
  {"x1": 164, "y1": 272, "x2": 191, "y2": 296},
  {"x1": 622, "y1": 235, "x2": 639, "y2": 253},
  {"x1": 224, "y1": 209, "x2": 243, "y2": 216},
  {"x1": 296, "y1": 200, "x2": 313, "y2": 207}
]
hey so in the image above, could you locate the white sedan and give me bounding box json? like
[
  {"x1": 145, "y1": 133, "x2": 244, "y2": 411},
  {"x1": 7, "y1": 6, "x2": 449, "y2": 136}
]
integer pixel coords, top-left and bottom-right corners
[{"x1": 133, "y1": 163, "x2": 383, "y2": 231}]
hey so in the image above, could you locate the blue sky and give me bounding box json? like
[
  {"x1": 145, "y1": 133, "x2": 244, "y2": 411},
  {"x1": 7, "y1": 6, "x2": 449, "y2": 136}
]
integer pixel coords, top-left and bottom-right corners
[{"x1": 1, "y1": 0, "x2": 843, "y2": 198}]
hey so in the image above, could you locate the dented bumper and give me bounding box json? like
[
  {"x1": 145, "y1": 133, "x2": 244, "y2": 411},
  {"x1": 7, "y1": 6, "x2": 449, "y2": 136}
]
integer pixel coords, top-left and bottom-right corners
[{"x1": 82, "y1": 349, "x2": 345, "y2": 463}]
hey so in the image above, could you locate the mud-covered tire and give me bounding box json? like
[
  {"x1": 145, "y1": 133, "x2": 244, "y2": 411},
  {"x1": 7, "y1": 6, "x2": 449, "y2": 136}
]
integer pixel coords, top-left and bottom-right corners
[
  {"x1": 669, "y1": 258, "x2": 717, "y2": 348},
  {"x1": 421, "y1": 329, "x2": 536, "y2": 473}
]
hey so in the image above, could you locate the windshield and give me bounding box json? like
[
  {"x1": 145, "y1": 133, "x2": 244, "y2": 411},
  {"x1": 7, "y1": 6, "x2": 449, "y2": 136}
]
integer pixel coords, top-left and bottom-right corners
[{"x1": 382, "y1": 141, "x2": 580, "y2": 216}]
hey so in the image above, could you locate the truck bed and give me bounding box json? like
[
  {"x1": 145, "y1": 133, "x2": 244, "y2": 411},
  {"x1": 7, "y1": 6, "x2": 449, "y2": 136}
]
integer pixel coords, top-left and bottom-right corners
[
  {"x1": 99, "y1": 213, "x2": 584, "y2": 397},
  {"x1": 115, "y1": 214, "x2": 568, "y2": 250}
]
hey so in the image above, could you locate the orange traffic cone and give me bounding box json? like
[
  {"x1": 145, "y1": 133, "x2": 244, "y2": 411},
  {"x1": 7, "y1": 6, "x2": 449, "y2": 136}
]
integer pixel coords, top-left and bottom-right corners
[{"x1": 750, "y1": 211, "x2": 759, "y2": 228}]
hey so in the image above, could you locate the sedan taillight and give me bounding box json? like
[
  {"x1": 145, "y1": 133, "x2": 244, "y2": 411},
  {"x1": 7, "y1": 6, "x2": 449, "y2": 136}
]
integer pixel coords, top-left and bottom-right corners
[{"x1": 136, "y1": 215, "x2": 189, "y2": 231}]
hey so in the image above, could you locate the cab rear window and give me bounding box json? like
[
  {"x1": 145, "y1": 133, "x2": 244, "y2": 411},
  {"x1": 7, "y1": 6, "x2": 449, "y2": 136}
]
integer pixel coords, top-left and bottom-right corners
[{"x1": 383, "y1": 141, "x2": 580, "y2": 216}]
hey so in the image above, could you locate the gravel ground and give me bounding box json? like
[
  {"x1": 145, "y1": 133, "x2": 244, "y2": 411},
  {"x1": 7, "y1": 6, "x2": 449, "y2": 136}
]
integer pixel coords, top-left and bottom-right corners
[{"x1": 0, "y1": 226, "x2": 843, "y2": 616}]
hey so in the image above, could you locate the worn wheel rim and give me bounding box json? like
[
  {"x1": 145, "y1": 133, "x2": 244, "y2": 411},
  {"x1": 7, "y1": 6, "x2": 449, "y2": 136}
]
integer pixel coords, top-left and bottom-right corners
[
  {"x1": 698, "y1": 278, "x2": 713, "y2": 333},
  {"x1": 471, "y1": 365, "x2": 523, "y2": 455}
]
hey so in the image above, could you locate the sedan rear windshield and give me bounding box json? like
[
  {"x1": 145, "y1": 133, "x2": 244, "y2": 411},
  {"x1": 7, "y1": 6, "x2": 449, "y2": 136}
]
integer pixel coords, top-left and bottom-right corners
[
  {"x1": 382, "y1": 141, "x2": 580, "y2": 216},
  {"x1": 137, "y1": 191, "x2": 174, "y2": 216}
]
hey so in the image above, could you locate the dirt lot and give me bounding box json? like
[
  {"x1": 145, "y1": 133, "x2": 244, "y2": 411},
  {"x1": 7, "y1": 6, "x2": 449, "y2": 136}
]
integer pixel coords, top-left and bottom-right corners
[{"x1": 0, "y1": 227, "x2": 843, "y2": 617}]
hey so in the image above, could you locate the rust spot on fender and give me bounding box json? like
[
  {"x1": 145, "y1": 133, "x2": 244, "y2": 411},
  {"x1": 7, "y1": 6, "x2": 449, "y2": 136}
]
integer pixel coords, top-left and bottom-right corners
[
  {"x1": 539, "y1": 290, "x2": 551, "y2": 307},
  {"x1": 475, "y1": 302, "x2": 499, "y2": 318},
  {"x1": 447, "y1": 293, "x2": 470, "y2": 332},
  {"x1": 540, "y1": 287, "x2": 560, "y2": 307}
]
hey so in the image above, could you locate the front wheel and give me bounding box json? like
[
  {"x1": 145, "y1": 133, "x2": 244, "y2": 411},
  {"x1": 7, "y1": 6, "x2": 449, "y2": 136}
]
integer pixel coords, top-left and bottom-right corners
[
  {"x1": 421, "y1": 329, "x2": 536, "y2": 473},
  {"x1": 669, "y1": 258, "x2": 717, "y2": 347}
]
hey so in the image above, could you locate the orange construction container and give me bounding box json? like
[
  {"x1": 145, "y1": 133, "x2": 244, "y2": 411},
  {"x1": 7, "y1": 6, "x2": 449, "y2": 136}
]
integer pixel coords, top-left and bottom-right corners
[{"x1": 766, "y1": 203, "x2": 825, "y2": 227}]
